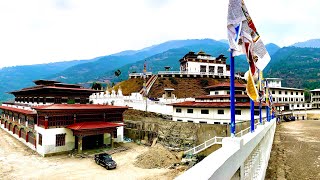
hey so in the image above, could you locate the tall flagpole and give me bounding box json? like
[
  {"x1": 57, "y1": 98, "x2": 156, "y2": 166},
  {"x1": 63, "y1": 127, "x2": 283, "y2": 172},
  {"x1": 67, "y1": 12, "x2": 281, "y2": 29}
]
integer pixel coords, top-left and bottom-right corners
[
  {"x1": 230, "y1": 50, "x2": 235, "y2": 137},
  {"x1": 259, "y1": 99, "x2": 262, "y2": 124},
  {"x1": 250, "y1": 99, "x2": 255, "y2": 132}
]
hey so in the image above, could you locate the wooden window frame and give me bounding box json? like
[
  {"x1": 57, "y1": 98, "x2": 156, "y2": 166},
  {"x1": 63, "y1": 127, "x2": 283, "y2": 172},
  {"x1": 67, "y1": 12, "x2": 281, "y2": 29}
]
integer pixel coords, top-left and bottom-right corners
[{"x1": 55, "y1": 134, "x2": 66, "y2": 147}]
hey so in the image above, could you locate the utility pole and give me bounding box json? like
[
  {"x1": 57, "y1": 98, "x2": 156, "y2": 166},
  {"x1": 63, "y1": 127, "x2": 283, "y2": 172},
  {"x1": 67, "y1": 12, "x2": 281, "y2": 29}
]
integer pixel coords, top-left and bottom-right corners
[{"x1": 143, "y1": 60, "x2": 147, "y2": 113}]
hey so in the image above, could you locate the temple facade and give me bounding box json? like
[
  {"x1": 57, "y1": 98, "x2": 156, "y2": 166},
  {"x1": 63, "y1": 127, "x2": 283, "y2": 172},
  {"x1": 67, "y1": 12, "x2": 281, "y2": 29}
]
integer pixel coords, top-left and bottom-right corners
[
  {"x1": 129, "y1": 51, "x2": 235, "y2": 79},
  {"x1": 0, "y1": 80, "x2": 128, "y2": 156},
  {"x1": 171, "y1": 82, "x2": 269, "y2": 124}
]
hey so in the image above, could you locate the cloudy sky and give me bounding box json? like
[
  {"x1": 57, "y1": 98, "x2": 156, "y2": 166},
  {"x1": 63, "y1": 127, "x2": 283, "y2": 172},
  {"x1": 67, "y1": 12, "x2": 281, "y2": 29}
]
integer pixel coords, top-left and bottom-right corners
[{"x1": 0, "y1": 0, "x2": 319, "y2": 68}]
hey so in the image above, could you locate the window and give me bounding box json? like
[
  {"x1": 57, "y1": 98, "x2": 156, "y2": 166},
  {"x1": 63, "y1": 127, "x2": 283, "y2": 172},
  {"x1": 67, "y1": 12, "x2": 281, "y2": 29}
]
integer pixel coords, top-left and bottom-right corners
[
  {"x1": 209, "y1": 66, "x2": 215, "y2": 73},
  {"x1": 278, "y1": 98, "x2": 282, "y2": 102},
  {"x1": 296, "y1": 98, "x2": 298, "y2": 102},
  {"x1": 235, "y1": 110, "x2": 241, "y2": 115},
  {"x1": 38, "y1": 133, "x2": 42, "y2": 146},
  {"x1": 187, "y1": 109, "x2": 193, "y2": 113},
  {"x1": 297, "y1": 104, "x2": 300, "y2": 107},
  {"x1": 176, "y1": 108, "x2": 182, "y2": 113},
  {"x1": 291, "y1": 92, "x2": 293, "y2": 95},
  {"x1": 55, "y1": 134, "x2": 66, "y2": 147},
  {"x1": 218, "y1": 110, "x2": 224, "y2": 114},
  {"x1": 301, "y1": 92, "x2": 303, "y2": 95},
  {"x1": 301, "y1": 98, "x2": 303, "y2": 101},
  {"x1": 285, "y1": 91, "x2": 288, "y2": 95},
  {"x1": 200, "y1": 65, "x2": 206, "y2": 72},
  {"x1": 296, "y1": 92, "x2": 298, "y2": 95},
  {"x1": 272, "y1": 90, "x2": 275, "y2": 94},
  {"x1": 227, "y1": 91, "x2": 230, "y2": 95},
  {"x1": 215, "y1": 91, "x2": 218, "y2": 95},
  {"x1": 285, "y1": 98, "x2": 288, "y2": 101},
  {"x1": 279, "y1": 91, "x2": 282, "y2": 94},
  {"x1": 201, "y1": 109, "x2": 209, "y2": 114},
  {"x1": 187, "y1": 120, "x2": 193, "y2": 123},
  {"x1": 291, "y1": 98, "x2": 293, "y2": 101},
  {"x1": 199, "y1": 121, "x2": 207, "y2": 124},
  {"x1": 177, "y1": 119, "x2": 183, "y2": 122},
  {"x1": 254, "y1": 110, "x2": 259, "y2": 116}
]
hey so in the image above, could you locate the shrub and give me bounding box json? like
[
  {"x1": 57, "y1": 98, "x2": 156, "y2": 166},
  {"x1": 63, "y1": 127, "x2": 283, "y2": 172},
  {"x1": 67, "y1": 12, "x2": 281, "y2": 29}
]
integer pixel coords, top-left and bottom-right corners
[
  {"x1": 169, "y1": 77, "x2": 178, "y2": 85},
  {"x1": 200, "y1": 79, "x2": 209, "y2": 87}
]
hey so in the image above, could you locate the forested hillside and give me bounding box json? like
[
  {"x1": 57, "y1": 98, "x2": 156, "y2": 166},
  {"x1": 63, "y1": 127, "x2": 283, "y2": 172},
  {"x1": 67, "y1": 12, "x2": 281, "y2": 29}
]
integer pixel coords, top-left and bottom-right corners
[{"x1": 265, "y1": 47, "x2": 320, "y2": 89}]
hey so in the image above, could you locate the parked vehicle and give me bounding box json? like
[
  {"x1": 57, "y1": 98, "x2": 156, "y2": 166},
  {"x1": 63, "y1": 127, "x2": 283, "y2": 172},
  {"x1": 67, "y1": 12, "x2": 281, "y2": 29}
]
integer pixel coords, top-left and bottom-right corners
[{"x1": 94, "y1": 153, "x2": 117, "y2": 169}]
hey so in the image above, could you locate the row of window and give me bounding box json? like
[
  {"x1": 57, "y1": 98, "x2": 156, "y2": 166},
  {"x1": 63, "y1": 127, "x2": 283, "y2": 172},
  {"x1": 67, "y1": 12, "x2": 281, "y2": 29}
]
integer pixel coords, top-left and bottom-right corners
[
  {"x1": 176, "y1": 109, "x2": 242, "y2": 115},
  {"x1": 273, "y1": 97, "x2": 304, "y2": 102},
  {"x1": 271, "y1": 90, "x2": 303, "y2": 96},
  {"x1": 291, "y1": 104, "x2": 310, "y2": 108}
]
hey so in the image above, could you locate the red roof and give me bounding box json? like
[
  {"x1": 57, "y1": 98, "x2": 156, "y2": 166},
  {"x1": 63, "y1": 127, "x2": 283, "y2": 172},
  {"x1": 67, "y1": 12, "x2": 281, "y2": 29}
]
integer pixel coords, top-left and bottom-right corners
[
  {"x1": 195, "y1": 94, "x2": 248, "y2": 99},
  {"x1": 67, "y1": 121, "x2": 124, "y2": 130},
  {"x1": 33, "y1": 104, "x2": 128, "y2": 110},
  {"x1": 171, "y1": 101, "x2": 267, "y2": 108},
  {"x1": 11, "y1": 85, "x2": 101, "y2": 93},
  {"x1": 205, "y1": 82, "x2": 246, "y2": 89},
  {"x1": 0, "y1": 105, "x2": 36, "y2": 115},
  {"x1": 273, "y1": 103, "x2": 286, "y2": 107}
]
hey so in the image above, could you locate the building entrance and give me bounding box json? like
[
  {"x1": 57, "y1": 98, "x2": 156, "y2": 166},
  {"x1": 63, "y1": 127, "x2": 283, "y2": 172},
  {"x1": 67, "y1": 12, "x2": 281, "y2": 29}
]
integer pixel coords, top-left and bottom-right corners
[{"x1": 75, "y1": 134, "x2": 104, "y2": 150}]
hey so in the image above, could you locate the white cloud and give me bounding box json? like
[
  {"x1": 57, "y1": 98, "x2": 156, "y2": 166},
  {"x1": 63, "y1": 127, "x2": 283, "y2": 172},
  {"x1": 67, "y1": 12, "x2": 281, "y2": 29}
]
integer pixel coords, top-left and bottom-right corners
[{"x1": 0, "y1": 0, "x2": 319, "y2": 67}]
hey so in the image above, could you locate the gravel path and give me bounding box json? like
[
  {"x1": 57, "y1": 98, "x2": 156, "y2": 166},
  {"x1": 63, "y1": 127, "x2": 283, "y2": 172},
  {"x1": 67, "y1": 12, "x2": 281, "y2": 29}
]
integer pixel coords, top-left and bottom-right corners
[
  {"x1": 266, "y1": 120, "x2": 320, "y2": 179},
  {"x1": 0, "y1": 128, "x2": 179, "y2": 180}
]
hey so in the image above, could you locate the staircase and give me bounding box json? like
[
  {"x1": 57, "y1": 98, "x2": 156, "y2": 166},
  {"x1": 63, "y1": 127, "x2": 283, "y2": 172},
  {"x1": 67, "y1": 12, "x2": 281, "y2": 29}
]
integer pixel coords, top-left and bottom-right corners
[
  {"x1": 184, "y1": 136, "x2": 223, "y2": 155},
  {"x1": 139, "y1": 75, "x2": 158, "y2": 95}
]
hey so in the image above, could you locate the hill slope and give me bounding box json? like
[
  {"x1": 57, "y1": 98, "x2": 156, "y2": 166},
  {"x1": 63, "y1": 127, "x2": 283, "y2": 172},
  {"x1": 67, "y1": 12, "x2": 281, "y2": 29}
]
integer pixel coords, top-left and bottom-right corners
[
  {"x1": 291, "y1": 39, "x2": 320, "y2": 48},
  {"x1": 265, "y1": 47, "x2": 320, "y2": 89},
  {"x1": 98, "y1": 42, "x2": 251, "y2": 84},
  {"x1": 49, "y1": 39, "x2": 224, "y2": 84},
  {"x1": 0, "y1": 60, "x2": 88, "y2": 102}
]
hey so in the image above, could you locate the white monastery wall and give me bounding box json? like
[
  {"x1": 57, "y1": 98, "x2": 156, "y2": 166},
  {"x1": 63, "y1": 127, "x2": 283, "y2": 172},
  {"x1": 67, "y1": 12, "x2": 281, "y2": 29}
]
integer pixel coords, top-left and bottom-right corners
[
  {"x1": 35, "y1": 126, "x2": 75, "y2": 156},
  {"x1": 173, "y1": 107, "x2": 267, "y2": 124},
  {"x1": 90, "y1": 92, "x2": 194, "y2": 115},
  {"x1": 186, "y1": 61, "x2": 227, "y2": 74}
]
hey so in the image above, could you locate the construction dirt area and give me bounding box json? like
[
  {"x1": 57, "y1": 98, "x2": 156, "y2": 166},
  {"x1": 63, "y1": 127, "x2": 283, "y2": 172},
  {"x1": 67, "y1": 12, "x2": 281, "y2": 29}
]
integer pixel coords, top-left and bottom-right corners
[
  {"x1": 0, "y1": 128, "x2": 187, "y2": 180},
  {"x1": 266, "y1": 120, "x2": 320, "y2": 179}
]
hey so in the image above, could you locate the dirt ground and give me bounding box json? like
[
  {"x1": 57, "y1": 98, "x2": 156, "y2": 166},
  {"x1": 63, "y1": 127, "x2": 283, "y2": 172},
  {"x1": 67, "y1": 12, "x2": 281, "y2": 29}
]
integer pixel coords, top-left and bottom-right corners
[
  {"x1": 0, "y1": 129, "x2": 183, "y2": 180},
  {"x1": 266, "y1": 120, "x2": 320, "y2": 179}
]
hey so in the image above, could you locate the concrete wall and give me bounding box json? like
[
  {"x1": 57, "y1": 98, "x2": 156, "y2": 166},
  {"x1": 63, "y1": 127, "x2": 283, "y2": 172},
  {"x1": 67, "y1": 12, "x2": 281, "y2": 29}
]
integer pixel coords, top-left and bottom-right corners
[
  {"x1": 176, "y1": 118, "x2": 276, "y2": 180},
  {"x1": 35, "y1": 126, "x2": 75, "y2": 156}
]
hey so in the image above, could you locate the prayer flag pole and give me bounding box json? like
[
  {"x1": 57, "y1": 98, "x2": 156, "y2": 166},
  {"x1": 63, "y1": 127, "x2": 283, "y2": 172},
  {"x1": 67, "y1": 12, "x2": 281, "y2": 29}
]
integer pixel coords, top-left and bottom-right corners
[
  {"x1": 250, "y1": 99, "x2": 255, "y2": 132},
  {"x1": 259, "y1": 99, "x2": 262, "y2": 124},
  {"x1": 230, "y1": 50, "x2": 236, "y2": 137}
]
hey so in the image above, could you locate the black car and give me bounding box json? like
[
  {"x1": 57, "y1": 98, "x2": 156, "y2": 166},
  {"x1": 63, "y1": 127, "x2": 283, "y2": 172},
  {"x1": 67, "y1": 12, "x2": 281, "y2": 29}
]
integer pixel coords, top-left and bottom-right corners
[{"x1": 94, "y1": 153, "x2": 117, "y2": 169}]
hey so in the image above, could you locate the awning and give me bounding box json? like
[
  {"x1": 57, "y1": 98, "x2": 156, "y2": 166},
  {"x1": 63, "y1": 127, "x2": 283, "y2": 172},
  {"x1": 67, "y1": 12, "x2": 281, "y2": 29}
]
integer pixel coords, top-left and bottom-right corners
[{"x1": 67, "y1": 121, "x2": 124, "y2": 130}]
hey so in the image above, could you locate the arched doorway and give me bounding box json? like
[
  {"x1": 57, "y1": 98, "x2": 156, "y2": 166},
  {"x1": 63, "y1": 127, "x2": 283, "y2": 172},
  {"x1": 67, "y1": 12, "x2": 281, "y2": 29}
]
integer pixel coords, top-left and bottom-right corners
[
  {"x1": 20, "y1": 128, "x2": 26, "y2": 140},
  {"x1": 9, "y1": 123, "x2": 12, "y2": 132},
  {"x1": 13, "y1": 125, "x2": 19, "y2": 135},
  {"x1": 27, "y1": 132, "x2": 36, "y2": 146}
]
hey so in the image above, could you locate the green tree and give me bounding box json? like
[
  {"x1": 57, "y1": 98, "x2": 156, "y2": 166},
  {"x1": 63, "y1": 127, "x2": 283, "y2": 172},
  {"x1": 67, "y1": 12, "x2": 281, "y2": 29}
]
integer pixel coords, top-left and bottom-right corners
[{"x1": 91, "y1": 82, "x2": 102, "y2": 90}]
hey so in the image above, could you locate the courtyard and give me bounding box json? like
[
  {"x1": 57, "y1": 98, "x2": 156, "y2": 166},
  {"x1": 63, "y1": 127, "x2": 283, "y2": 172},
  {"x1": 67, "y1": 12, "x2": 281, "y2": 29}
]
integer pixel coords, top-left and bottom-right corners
[{"x1": 0, "y1": 128, "x2": 182, "y2": 180}]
